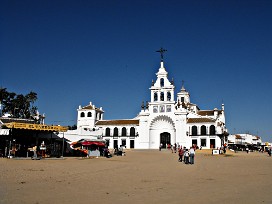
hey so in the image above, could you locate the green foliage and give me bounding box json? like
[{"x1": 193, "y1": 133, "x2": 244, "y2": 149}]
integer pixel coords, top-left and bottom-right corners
[
  {"x1": 0, "y1": 87, "x2": 38, "y2": 119},
  {"x1": 68, "y1": 125, "x2": 77, "y2": 130}
]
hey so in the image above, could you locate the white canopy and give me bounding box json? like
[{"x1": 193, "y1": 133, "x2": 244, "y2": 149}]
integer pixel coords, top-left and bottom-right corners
[{"x1": 0, "y1": 129, "x2": 10, "y2": 135}]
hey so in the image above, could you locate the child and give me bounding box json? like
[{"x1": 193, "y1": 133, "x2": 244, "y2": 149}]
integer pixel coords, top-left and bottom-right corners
[{"x1": 184, "y1": 149, "x2": 190, "y2": 164}]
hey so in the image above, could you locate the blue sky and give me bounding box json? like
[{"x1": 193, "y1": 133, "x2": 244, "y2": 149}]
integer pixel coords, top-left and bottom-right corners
[{"x1": 1, "y1": 0, "x2": 271, "y2": 141}]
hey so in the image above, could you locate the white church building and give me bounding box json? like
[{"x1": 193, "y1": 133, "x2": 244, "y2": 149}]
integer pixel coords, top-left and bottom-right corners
[{"x1": 63, "y1": 53, "x2": 228, "y2": 150}]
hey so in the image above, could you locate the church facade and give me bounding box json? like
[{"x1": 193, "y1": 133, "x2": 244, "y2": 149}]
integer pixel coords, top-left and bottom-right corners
[{"x1": 67, "y1": 57, "x2": 228, "y2": 150}]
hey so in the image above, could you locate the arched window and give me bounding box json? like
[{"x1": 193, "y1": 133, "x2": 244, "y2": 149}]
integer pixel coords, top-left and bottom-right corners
[
  {"x1": 160, "y1": 78, "x2": 164, "y2": 87},
  {"x1": 130, "y1": 127, "x2": 135, "y2": 136},
  {"x1": 210, "y1": 125, "x2": 216, "y2": 135},
  {"x1": 80, "y1": 112, "x2": 85, "y2": 117},
  {"x1": 87, "y1": 112, "x2": 92, "y2": 117},
  {"x1": 105, "y1": 128, "x2": 110, "y2": 136},
  {"x1": 201, "y1": 125, "x2": 207, "y2": 135},
  {"x1": 122, "y1": 127, "x2": 127, "y2": 136},
  {"x1": 154, "y1": 92, "x2": 158, "y2": 101},
  {"x1": 113, "y1": 127, "x2": 118, "y2": 136},
  {"x1": 192, "y1": 126, "x2": 197, "y2": 136},
  {"x1": 167, "y1": 92, "x2": 171, "y2": 101},
  {"x1": 160, "y1": 92, "x2": 164, "y2": 101}
]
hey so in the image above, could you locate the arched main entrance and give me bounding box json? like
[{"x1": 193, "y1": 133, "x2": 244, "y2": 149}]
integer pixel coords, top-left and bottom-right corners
[
  {"x1": 160, "y1": 132, "x2": 170, "y2": 148},
  {"x1": 149, "y1": 115, "x2": 176, "y2": 149}
]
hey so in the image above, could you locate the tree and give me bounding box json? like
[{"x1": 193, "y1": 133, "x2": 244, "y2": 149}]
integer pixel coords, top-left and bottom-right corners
[
  {"x1": 0, "y1": 87, "x2": 38, "y2": 120},
  {"x1": 25, "y1": 91, "x2": 38, "y2": 118},
  {"x1": 0, "y1": 87, "x2": 16, "y2": 115},
  {"x1": 68, "y1": 125, "x2": 77, "y2": 130}
]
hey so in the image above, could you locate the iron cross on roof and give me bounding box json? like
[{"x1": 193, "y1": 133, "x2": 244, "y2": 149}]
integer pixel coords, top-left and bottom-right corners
[{"x1": 156, "y1": 47, "x2": 167, "y2": 61}]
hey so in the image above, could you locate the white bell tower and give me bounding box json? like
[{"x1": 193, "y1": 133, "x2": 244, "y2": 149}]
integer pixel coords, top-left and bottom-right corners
[
  {"x1": 149, "y1": 48, "x2": 175, "y2": 114},
  {"x1": 77, "y1": 101, "x2": 104, "y2": 131},
  {"x1": 177, "y1": 82, "x2": 190, "y2": 105}
]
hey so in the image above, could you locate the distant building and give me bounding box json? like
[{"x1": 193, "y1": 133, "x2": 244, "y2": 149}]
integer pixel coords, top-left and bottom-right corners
[
  {"x1": 64, "y1": 58, "x2": 228, "y2": 149},
  {"x1": 228, "y1": 134, "x2": 262, "y2": 146},
  {"x1": 62, "y1": 102, "x2": 105, "y2": 143}
]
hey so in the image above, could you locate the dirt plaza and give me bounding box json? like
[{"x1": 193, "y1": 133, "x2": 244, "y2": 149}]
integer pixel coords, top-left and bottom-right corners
[{"x1": 0, "y1": 149, "x2": 271, "y2": 204}]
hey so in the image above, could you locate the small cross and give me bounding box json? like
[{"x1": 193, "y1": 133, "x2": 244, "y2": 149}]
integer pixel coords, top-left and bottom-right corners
[
  {"x1": 156, "y1": 47, "x2": 167, "y2": 61},
  {"x1": 181, "y1": 80, "x2": 185, "y2": 89}
]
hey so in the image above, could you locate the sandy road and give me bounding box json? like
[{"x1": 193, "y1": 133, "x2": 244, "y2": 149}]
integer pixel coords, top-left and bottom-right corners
[{"x1": 0, "y1": 149, "x2": 271, "y2": 204}]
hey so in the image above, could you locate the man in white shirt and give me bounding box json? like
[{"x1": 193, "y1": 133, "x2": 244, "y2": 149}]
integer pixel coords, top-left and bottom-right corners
[{"x1": 189, "y1": 147, "x2": 195, "y2": 164}]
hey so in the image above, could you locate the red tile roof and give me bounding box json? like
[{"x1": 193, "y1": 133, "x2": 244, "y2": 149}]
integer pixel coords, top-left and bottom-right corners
[
  {"x1": 96, "y1": 119, "x2": 139, "y2": 126},
  {"x1": 81, "y1": 104, "x2": 104, "y2": 112},
  {"x1": 187, "y1": 118, "x2": 215, "y2": 123},
  {"x1": 198, "y1": 110, "x2": 222, "y2": 116},
  {"x1": 198, "y1": 110, "x2": 214, "y2": 116},
  {"x1": 82, "y1": 105, "x2": 94, "y2": 110}
]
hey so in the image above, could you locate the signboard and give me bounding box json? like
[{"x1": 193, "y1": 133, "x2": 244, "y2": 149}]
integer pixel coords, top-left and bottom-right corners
[
  {"x1": 212, "y1": 150, "x2": 219, "y2": 155},
  {"x1": 4, "y1": 122, "x2": 68, "y2": 132}
]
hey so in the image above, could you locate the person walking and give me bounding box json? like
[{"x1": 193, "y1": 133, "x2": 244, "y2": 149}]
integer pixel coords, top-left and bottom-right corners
[
  {"x1": 189, "y1": 146, "x2": 195, "y2": 164},
  {"x1": 268, "y1": 148, "x2": 271, "y2": 157},
  {"x1": 246, "y1": 146, "x2": 249, "y2": 154},
  {"x1": 178, "y1": 147, "x2": 184, "y2": 162},
  {"x1": 31, "y1": 145, "x2": 38, "y2": 160}
]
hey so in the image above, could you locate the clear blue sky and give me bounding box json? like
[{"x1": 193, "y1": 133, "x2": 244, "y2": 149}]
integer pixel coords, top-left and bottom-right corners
[{"x1": 1, "y1": 0, "x2": 271, "y2": 141}]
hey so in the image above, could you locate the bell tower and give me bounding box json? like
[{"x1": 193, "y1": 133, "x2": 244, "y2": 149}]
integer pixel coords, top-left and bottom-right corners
[
  {"x1": 177, "y1": 81, "x2": 190, "y2": 105},
  {"x1": 149, "y1": 48, "x2": 175, "y2": 114}
]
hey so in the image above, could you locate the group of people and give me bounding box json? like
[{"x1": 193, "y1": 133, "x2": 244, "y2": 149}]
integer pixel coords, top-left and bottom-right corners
[
  {"x1": 159, "y1": 143, "x2": 196, "y2": 164},
  {"x1": 178, "y1": 146, "x2": 195, "y2": 164},
  {"x1": 102, "y1": 147, "x2": 112, "y2": 158},
  {"x1": 159, "y1": 143, "x2": 178, "y2": 153},
  {"x1": 114, "y1": 145, "x2": 126, "y2": 156}
]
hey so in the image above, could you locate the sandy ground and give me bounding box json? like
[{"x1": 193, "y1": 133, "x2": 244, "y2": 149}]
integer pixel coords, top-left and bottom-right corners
[{"x1": 0, "y1": 149, "x2": 271, "y2": 204}]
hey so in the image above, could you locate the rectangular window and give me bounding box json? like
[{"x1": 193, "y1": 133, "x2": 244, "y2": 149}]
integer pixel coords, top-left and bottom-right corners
[
  {"x1": 166, "y1": 105, "x2": 171, "y2": 112},
  {"x1": 130, "y1": 140, "x2": 135, "y2": 148},
  {"x1": 210, "y1": 139, "x2": 215, "y2": 149},
  {"x1": 160, "y1": 105, "x2": 165, "y2": 112},
  {"x1": 121, "y1": 139, "x2": 126, "y2": 147},
  {"x1": 114, "y1": 140, "x2": 118, "y2": 149},
  {"x1": 201, "y1": 139, "x2": 206, "y2": 147},
  {"x1": 192, "y1": 139, "x2": 197, "y2": 146},
  {"x1": 181, "y1": 97, "x2": 184, "y2": 102},
  {"x1": 153, "y1": 106, "x2": 158, "y2": 113}
]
